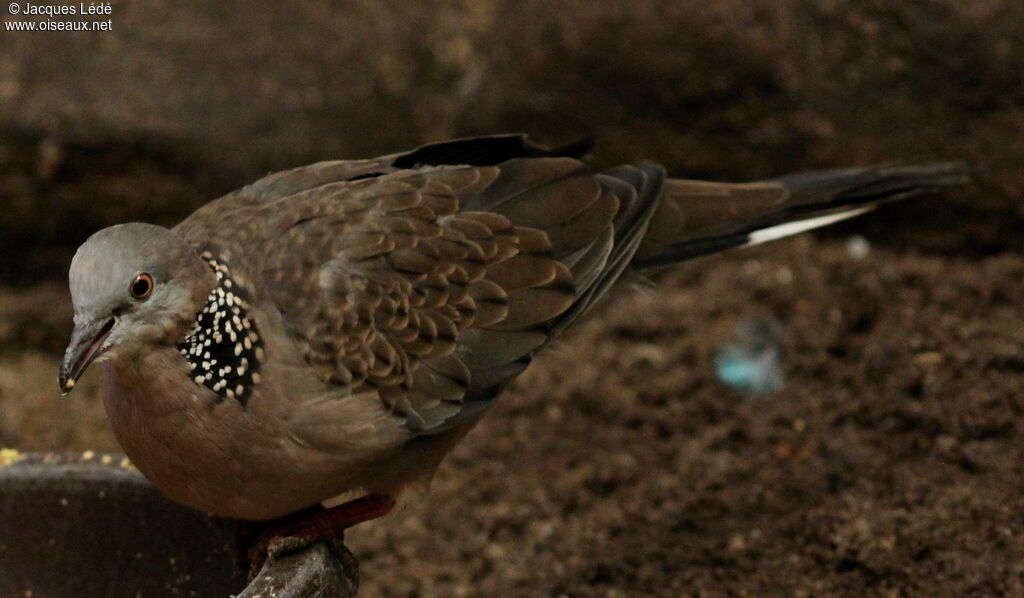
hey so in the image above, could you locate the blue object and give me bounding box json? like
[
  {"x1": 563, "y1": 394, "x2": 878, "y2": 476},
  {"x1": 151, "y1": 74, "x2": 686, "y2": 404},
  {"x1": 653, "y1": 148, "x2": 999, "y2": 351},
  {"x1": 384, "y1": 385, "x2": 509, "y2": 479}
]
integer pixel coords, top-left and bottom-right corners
[{"x1": 714, "y1": 317, "x2": 785, "y2": 396}]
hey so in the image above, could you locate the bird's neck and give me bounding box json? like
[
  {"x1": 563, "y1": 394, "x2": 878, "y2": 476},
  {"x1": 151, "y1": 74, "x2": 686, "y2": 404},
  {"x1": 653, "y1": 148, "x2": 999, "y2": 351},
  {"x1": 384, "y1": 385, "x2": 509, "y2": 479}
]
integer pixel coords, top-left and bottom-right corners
[
  {"x1": 175, "y1": 252, "x2": 266, "y2": 404},
  {"x1": 100, "y1": 345, "x2": 213, "y2": 417}
]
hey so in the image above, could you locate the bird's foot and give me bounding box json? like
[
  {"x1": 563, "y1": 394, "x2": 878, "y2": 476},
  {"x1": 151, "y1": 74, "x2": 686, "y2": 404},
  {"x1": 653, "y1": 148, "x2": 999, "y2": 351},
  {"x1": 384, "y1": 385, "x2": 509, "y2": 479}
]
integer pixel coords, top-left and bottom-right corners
[{"x1": 245, "y1": 493, "x2": 395, "y2": 579}]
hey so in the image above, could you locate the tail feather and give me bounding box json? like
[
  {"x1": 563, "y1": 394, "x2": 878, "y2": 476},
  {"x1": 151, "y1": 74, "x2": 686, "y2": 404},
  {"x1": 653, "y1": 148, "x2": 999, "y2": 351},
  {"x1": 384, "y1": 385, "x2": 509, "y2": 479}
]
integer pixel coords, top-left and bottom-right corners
[
  {"x1": 630, "y1": 162, "x2": 970, "y2": 269},
  {"x1": 771, "y1": 162, "x2": 971, "y2": 214},
  {"x1": 745, "y1": 207, "x2": 873, "y2": 246}
]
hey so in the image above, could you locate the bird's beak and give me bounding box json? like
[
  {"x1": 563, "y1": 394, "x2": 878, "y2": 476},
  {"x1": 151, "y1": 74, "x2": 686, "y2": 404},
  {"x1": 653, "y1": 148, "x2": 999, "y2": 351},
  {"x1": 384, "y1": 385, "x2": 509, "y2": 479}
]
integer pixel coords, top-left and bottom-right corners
[{"x1": 59, "y1": 318, "x2": 115, "y2": 395}]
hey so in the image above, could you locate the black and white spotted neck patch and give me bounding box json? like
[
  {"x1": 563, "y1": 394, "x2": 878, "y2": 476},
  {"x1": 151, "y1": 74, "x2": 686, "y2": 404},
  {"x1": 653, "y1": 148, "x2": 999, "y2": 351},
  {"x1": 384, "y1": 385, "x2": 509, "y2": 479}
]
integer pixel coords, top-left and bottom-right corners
[{"x1": 178, "y1": 253, "x2": 264, "y2": 404}]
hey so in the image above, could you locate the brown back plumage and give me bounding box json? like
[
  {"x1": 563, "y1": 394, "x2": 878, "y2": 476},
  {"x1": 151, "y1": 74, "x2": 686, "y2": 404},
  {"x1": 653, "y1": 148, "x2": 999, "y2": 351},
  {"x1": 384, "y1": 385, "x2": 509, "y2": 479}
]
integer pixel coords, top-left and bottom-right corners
[{"x1": 174, "y1": 135, "x2": 968, "y2": 434}]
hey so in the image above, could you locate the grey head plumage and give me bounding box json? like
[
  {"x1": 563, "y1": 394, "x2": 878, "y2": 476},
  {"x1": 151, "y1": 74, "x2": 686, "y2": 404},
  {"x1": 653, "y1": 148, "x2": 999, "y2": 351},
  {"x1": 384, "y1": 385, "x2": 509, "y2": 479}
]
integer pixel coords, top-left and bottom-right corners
[{"x1": 60, "y1": 222, "x2": 215, "y2": 393}]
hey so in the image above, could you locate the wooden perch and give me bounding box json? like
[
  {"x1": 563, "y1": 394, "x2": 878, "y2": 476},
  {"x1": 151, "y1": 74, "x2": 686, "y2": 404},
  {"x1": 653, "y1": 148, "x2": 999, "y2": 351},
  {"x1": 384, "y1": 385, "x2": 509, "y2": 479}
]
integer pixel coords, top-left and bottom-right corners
[{"x1": 241, "y1": 542, "x2": 358, "y2": 598}]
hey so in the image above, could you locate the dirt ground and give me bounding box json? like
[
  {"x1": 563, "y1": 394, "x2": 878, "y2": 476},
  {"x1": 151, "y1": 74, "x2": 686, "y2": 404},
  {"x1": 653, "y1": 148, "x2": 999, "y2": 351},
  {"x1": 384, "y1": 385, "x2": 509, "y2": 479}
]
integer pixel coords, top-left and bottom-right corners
[
  {"x1": 1, "y1": 1, "x2": 1023, "y2": 596},
  {"x1": 4, "y1": 239, "x2": 1023, "y2": 597}
]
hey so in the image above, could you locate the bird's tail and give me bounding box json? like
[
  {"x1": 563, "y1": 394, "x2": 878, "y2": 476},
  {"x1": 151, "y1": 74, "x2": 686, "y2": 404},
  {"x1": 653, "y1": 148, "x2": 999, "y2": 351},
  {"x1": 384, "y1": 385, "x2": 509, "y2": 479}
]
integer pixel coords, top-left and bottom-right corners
[{"x1": 630, "y1": 162, "x2": 971, "y2": 269}]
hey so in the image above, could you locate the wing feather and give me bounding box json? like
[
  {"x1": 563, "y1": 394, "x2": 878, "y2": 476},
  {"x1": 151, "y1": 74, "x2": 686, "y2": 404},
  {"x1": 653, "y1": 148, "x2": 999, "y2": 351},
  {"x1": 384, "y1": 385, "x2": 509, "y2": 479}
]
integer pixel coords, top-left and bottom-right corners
[{"x1": 180, "y1": 153, "x2": 663, "y2": 434}]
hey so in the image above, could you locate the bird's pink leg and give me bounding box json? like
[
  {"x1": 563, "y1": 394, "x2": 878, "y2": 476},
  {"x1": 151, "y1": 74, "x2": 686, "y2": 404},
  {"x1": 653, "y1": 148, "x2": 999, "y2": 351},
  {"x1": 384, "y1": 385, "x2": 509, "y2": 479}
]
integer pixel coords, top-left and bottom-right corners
[{"x1": 246, "y1": 494, "x2": 395, "y2": 578}]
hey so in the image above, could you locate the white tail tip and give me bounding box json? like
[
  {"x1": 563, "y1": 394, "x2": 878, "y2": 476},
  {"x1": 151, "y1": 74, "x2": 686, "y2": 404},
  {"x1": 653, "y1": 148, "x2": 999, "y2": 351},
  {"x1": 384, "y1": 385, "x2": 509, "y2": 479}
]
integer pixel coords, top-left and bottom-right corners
[{"x1": 745, "y1": 207, "x2": 873, "y2": 246}]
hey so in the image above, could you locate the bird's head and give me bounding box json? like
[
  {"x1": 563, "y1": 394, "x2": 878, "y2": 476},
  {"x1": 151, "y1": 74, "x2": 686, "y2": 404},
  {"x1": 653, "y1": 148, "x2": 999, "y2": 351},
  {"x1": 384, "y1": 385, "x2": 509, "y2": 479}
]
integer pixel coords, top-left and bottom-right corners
[{"x1": 59, "y1": 223, "x2": 216, "y2": 394}]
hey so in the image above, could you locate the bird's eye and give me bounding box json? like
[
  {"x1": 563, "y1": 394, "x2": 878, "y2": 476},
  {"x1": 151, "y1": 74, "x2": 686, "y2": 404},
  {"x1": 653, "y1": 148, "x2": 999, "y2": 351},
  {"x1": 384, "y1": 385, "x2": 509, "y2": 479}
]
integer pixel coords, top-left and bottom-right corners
[{"x1": 130, "y1": 273, "x2": 154, "y2": 300}]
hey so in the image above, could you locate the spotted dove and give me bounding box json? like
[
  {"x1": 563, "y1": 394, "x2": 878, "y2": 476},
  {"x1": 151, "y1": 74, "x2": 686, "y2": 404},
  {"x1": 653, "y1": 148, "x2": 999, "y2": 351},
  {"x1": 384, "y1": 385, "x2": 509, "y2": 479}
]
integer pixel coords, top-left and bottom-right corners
[{"x1": 59, "y1": 134, "x2": 967, "y2": 548}]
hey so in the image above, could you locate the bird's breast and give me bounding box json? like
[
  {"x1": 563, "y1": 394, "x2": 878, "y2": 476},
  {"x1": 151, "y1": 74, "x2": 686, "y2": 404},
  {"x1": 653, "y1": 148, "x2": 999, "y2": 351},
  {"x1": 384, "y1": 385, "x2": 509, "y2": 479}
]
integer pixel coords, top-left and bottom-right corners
[
  {"x1": 96, "y1": 346, "x2": 402, "y2": 520},
  {"x1": 99, "y1": 350, "x2": 259, "y2": 516}
]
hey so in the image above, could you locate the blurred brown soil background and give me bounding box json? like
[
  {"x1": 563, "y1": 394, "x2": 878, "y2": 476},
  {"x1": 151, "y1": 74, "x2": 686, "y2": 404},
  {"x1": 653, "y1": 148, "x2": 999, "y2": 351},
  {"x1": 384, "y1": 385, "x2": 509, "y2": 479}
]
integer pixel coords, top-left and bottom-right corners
[{"x1": 1, "y1": 1, "x2": 1023, "y2": 596}]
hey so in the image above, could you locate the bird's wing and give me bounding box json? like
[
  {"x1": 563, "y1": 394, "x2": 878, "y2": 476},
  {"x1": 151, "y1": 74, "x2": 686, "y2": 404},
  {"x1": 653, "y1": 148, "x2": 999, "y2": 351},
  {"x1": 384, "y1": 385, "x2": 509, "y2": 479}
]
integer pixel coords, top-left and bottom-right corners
[
  {"x1": 231, "y1": 158, "x2": 662, "y2": 434},
  {"x1": 237, "y1": 134, "x2": 592, "y2": 202}
]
